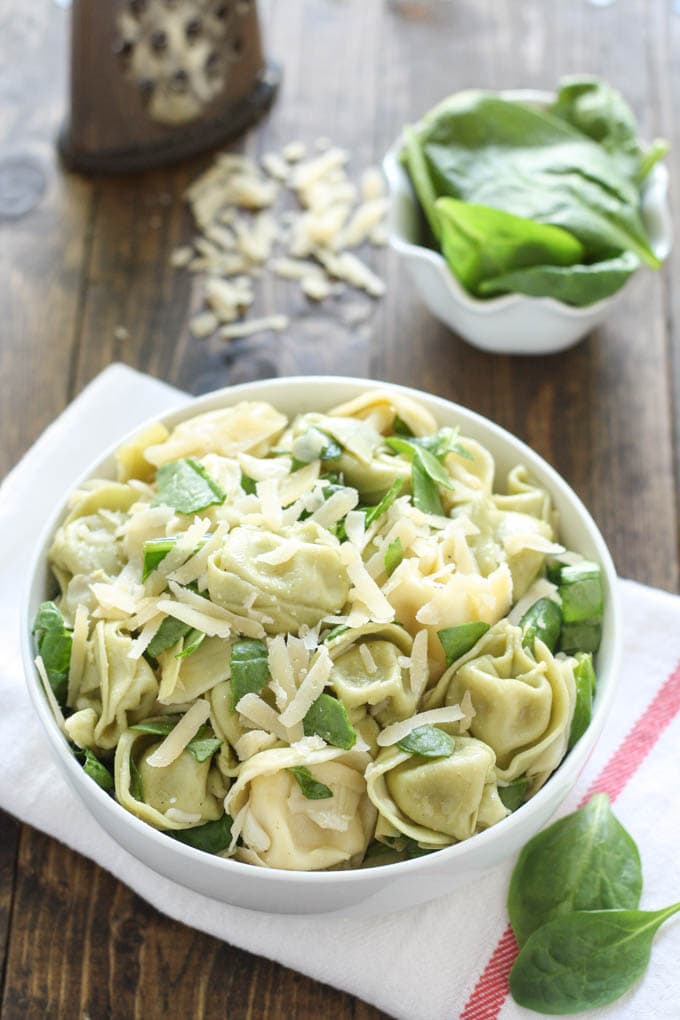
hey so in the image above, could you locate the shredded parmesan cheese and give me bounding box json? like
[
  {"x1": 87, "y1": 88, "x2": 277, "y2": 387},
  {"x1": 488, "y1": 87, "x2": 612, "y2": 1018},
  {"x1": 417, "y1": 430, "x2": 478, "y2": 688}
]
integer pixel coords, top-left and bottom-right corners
[
  {"x1": 35, "y1": 655, "x2": 65, "y2": 731},
  {"x1": 340, "y1": 544, "x2": 395, "y2": 623},
  {"x1": 67, "y1": 604, "x2": 89, "y2": 707},
  {"x1": 377, "y1": 705, "x2": 466, "y2": 747},
  {"x1": 409, "y1": 630, "x2": 430, "y2": 701},
  {"x1": 279, "y1": 647, "x2": 333, "y2": 727},
  {"x1": 146, "y1": 699, "x2": 211, "y2": 768}
]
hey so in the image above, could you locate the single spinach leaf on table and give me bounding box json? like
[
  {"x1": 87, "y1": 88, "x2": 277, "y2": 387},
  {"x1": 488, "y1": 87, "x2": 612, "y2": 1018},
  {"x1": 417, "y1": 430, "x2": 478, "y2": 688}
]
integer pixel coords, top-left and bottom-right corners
[
  {"x1": 32, "y1": 601, "x2": 72, "y2": 706},
  {"x1": 435, "y1": 197, "x2": 584, "y2": 297},
  {"x1": 478, "y1": 250, "x2": 640, "y2": 306},
  {"x1": 418, "y1": 91, "x2": 660, "y2": 267},
  {"x1": 510, "y1": 903, "x2": 680, "y2": 1014},
  {"x1": 508, "y1": 793, "x2": 642, "y2": 947}
]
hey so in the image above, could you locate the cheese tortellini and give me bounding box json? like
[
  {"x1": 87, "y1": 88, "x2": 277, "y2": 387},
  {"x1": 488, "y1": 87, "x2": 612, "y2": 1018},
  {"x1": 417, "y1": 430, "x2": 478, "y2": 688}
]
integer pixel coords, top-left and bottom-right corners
[{"x1": 37, "y1": 389, "x2": 602, "y2": 872}]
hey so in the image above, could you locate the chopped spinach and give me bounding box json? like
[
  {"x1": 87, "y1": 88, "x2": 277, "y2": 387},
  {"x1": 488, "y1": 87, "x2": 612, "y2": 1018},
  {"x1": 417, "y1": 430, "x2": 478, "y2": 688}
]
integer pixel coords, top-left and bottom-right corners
[
  {"x1": 229, "y1": 639, "x2": 269, "y2": 710},
  {"x1": 397, "y1": 725, "x2": 455, "y2": 758},
  {"x1": 171, "y1": 814, "x2": 233, "y2": 854},
  {"x1": 152, "y1": 457, "x2": 226, "y2": 515},
  {"x1": 32, "y1": 601, "x2": 72, "y2": 706},
  {"x1": 384, "y1": 537, "x2": 404, "y2": 576},
  {"x1": 287, "y1": 766, "x2": 333, "y2": 800},
  {"x1": 303, "y1": 693, "x2": 356, "y2": 750},
  {"x1": 437, "y1": 621, "x2": 490, "y2": 667}
]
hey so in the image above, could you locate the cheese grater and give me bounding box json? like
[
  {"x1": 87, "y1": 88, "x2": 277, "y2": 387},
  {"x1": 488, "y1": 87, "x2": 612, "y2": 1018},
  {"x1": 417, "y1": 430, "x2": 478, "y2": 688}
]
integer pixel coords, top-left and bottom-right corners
[{"x1": 59, "y1": 0, "x2": 280, "y2": 173}]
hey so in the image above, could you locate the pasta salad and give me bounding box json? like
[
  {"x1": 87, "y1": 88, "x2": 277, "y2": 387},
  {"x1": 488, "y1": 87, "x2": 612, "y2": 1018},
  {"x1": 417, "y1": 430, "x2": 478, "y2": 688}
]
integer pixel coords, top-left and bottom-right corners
[{"x1": 32, "y1": 389, "x2": 604, "y2": 870}]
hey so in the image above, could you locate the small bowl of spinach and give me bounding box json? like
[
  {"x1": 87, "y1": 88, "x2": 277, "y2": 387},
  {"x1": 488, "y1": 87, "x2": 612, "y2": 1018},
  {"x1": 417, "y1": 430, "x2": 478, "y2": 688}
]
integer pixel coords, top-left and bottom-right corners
[{"x1": 383, "y1": 77, "x2": 671, "y2": 355}]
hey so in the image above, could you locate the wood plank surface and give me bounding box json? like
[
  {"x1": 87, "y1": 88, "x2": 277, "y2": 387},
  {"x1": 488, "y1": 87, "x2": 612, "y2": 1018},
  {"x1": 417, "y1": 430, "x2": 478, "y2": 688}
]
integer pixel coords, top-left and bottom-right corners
[{"x1": 1, "y1": 1, "x2": 678, "y2": 1019}]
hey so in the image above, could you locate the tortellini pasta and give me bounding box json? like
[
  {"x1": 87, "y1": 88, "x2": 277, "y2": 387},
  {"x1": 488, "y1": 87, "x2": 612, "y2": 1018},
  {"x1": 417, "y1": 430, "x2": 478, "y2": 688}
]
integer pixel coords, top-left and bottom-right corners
[{"x1": 37, "y1": 389, "x2": 602, "y2": 872}]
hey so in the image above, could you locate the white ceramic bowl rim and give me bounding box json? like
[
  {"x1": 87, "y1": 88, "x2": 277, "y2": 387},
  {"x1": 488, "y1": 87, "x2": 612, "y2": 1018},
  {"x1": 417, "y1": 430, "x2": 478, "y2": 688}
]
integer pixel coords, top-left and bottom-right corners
[
  {"x1": 21, "y1": 375, "x2": 621, "y2": 889},
  {"x1": 383, "y1": 87, "x2": 671, "y2": 317}
]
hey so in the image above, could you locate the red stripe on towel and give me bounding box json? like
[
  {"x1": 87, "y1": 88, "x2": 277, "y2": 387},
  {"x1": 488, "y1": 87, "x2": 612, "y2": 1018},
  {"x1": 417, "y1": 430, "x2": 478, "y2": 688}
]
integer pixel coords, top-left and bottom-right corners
[{"x1": 460, "y1": 658, "x2": 680, "y2": 1020}]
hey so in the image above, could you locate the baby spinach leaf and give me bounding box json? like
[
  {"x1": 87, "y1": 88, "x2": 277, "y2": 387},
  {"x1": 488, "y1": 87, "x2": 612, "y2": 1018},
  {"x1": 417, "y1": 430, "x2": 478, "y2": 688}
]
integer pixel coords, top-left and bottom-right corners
[
  {"x1": 129, "y1": 752, "x2": 144, "y2": 802},
  {"x1": 229, "y1": 639, "x2": 269, "y2": 710},
  {"x1": 147, "y1": 616, "x2": 192, "y2": 658},
  {"x1": 499, "y1": 777, "x2": 529, "y2": 812},
  {"x1": 152, "y1": 457, "x2": 226, "y2": 515},
  {"x1": 82, "y1": 749, "x2": 114, "y2": 792},
  {"x1": 509, "y1": 903, "x2": 680, "y2": 1014},
  {"x1": 142, "y1": 537, "x2": 177, "y2": 580},
  {"x1": 567, "y1": 653, "x2": 597, "y2": 751},
  {"x1": 508, "y1": 793, "x2": 642, "y2": 947},
  {"x1": 130, "y1": 718, "x2": 222, "y2": 763},
  {"x1": 384, "y1": 537, "x2": 404, "y2": 577},
  {"x1": 171, "y1": 814, "x2": 233, "y2": 854},
  {"x1": 32, "y1": 601, "x2": 72, "y2": 707},
  {"x1": 240, "y1": 473, "x2": 257, "y2": 495},
  {"x1": 478, "y1": 251, "x2": 640, "y2": 306},
  {"x1": 403, "y1": 123, "x2": 442, "y2": 240},
  {"x1": 419, "y1": 91, "x2": 659, "y2": 268},
  {"x1": 411, "y1": 456, "x2": 444, "y2": 516},
  {"x1": 392, "y1": 415, "x2": 415, "y2": 437},
  {"x1": 293, "y1": 427, "x2": 342, "y2": 464},
  {"x1": 175, "y1": 628, "x2": 206, "y2": 659},
  {"x1": 520, "y1": 597, "x2": 562, "y2": 654},
  {"x1": 436, "y1": 196, "x2": 584, "y2": 297},
  {"x1": 437, "y1": 621, "x2": 490, "y2": 667},
  {"x1": 560, "y1": 619, "x2": 602, "y2": 655},
  {"x1": 403, "y1": 838, "x2": 437, "y2": 859},
  {"x1": 549, "y1": 76, "x2": 660, "y2": 183},
  {"x1": 303, "y1": 693, "x2": 356, "y2": 750},
  {"x1": 287, "y1": 766, "x2": 333, "y2": 800},
  {"x1": 322, "y1": 624, "x2": 351, "y2": 644},
  {"x1": 559, "y1": 561, "x2": 604, "y2": 623},
  {"x1": 397, "y1": 725, "x2": 455, "y2": 758},
  {"x1": 364, "y1": 478, "x2": 404, "y2": 527}
]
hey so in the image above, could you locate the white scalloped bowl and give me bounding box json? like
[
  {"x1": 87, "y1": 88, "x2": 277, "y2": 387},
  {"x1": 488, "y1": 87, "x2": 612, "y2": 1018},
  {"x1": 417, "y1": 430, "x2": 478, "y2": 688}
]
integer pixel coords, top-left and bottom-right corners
[
  {"x1": 22, "y1": 377, "x2": 621, "y2": 916},
  {"x1": 383, "y1": 90, "x2": 672, "y2": 355}
]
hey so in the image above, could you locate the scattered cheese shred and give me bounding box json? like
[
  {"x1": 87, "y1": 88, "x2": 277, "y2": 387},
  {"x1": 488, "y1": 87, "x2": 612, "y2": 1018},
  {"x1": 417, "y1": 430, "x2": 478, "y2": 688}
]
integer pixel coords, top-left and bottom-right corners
[
  {"x1": 279, "y1": 647, "x2": 333, "y2": 727},
  {"x1": 167, "y1": 580, "x2": 265, "y2": 638},
  {"x1": 127, "y1": 613, "x2": 164, "y2": 661},
  {"x1": 309, "y1": 488, "x2": 359, "y2": 529},
  {"x1": 340, "y1": 544, "x2": 395, "y2": 623},
  {"x1": 156, "y1": 599, "x2": 232, "y2": 638},
  {"x1": 146, "y1": 699, "x2": 211, "y2": 768},
  {"x1": 35, "y1": 655, "x2": 65, "y2": 731},
  {"x1": 377, "y1": 704, "x2": 466, "y2": 747},
  {"x1": 236, "y1": 693, "x2": 289, "y2": 741},
  {"x1": 409, "y1": 630, "x2": 430, "y2": 702},
  {"x1": 256, "y1": 478, "x2": 283, "y2": 529}
]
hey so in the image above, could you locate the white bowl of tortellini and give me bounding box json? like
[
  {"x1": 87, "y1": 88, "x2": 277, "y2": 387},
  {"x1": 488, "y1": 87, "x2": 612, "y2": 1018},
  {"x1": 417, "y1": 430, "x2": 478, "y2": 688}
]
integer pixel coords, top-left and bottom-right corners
[{"x1": 23, "y1": 377, "x2": 620, "y2": 916}]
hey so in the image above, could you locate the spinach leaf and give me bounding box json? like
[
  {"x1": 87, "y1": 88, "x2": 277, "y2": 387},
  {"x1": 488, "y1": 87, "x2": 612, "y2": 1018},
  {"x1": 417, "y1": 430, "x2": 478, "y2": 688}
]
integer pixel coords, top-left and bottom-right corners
[
  {"x1": 567, "y1": 653, "x2": 596, "y2": 751},
  {"x1": 32, "y1": 601, "x2": 72, "y2": 706},
  {"x1": 293, "y1": 427, "x2": 342, "y2": 464},
  {"x1": 418, "y1": 91, "x2": 659, "y2": 267},
  {"x1": 397, "y1": 725, "x2": 455, "y2": 758},
  {"x1": 287, "y1": 766, "x2": 333, "y2": 800},
  {"x1": 303, "y1": 693, "x2": 356, "y2": 750},
  {"x1": 520, "y1": 597, "x2": 562, "y2": 654},
  {"x1": 403, "y1": 123, "x2": 442, "y2": 240},
  {"x1": 129, "y1": 752, "x2": 143, "y2": 801},
  {"x1": 559, "y1": 561, "x2": 604, "y2": 623},
  {"x1": 363, "y1": 478, "x2": 404, "y2": 527},
  {"x1": 152, "y1": 457, "x2": 226, "y2": 515},
  {"x1": 549, "y1": 76, "x2": 668, "y2": 184},
  {"x1": 82, "y1": 749, "x2": 114, "y2": 792},
  {"x1": 229, "y1": 639, "x2": 269, "y2": 710},
  {"x1": 436, "y1": 196, "x2": 584, "y2": 297},
  {"x1": 387, "y1": 428, "x2": 472, "y2": 462},
  {"x1": 171, "y1": 814, "x2": 233, "y2": 854},
  {"x1": 384, "y1": 537, "x2": 403, "y2": 576},
  {"x1": 322, "y1": 624, "x2": 350, "y2": 644},
  {"x1": 130, "y1": 718, "x2": 222, "y2": 763},
  {"x1": 411, "y1": 456, "x2": 443, "y2": 515},
  {"x1": 175, "y1": 628, "x2": 206, "y2": 659},
  {"x1": 560, "y1": 620, "x2": 602, "y2": 655},
  {"x1": 392, "y1": 415, "x2": 415, "y2": 437},
  {"x1": 142, "y1": 537, "x2": 177, "y2": 580},
  {"x1": 509, "y1": 903, "x2": 680, "y2": 1014},
  {"x1": 240, "y1": 473, "x2": 257, "y2": 495},
  {"x1": 507, "y1": 793, "x2": 642, "y2": 947},
  {"x1": 478, "y1": 251, "x2": 640, "y2": 306},
  {"x1": 437, "y1": 621, "x2": 490, "y2": 667},
  {"x1": 499, "y1": 777, "x2": 529, "y2": 812},
  {"x1": 147, "y1": 616, "x2": 192, "y2": 658}
]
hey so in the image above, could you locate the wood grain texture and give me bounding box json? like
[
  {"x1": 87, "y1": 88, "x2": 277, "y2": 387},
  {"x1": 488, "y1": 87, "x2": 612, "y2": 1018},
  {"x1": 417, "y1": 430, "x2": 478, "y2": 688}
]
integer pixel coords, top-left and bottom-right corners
[{"x1": 1, "y1": 1, "x2": 679, "y2": 1018}]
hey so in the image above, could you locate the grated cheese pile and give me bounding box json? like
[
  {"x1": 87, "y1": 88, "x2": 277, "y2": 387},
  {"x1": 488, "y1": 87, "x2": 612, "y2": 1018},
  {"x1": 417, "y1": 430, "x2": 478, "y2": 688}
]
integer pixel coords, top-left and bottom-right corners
[
  {"x1": 170, "y1": 141, "x2": 388, "y2": 343},
  {"x1": 38, "y1": 389, "x2": 595, "y2": 872}
]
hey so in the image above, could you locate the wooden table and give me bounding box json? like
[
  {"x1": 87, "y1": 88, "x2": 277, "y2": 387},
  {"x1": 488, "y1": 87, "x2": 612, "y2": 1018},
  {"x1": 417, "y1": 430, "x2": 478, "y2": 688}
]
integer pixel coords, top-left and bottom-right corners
[{"x1": 1, "y1": 0, "x2": 679, "y2": 1016}]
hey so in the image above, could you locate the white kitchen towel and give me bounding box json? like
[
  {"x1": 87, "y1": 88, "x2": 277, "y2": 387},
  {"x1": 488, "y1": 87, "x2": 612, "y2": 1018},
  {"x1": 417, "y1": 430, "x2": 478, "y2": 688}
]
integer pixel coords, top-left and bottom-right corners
[{"x1": 1, "y1": 363, "x2": 680, "y2": 1020}]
